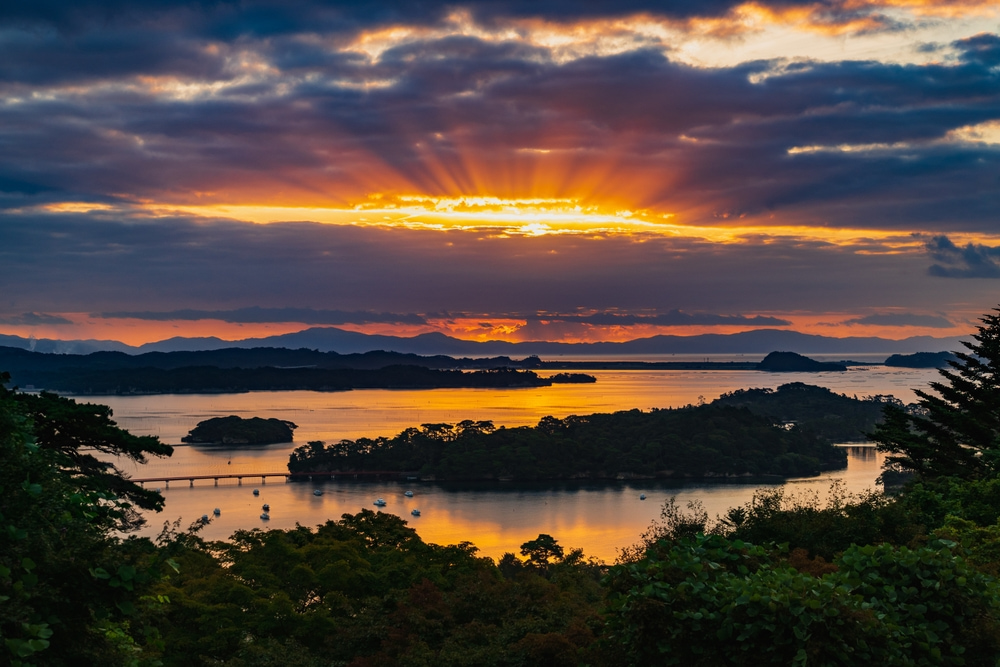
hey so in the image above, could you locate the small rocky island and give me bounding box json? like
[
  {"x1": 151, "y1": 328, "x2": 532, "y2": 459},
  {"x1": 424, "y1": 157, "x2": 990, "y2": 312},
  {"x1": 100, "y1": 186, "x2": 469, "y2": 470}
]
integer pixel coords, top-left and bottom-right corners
[
  {"x1": 182, "y1": 415, "x2": 297, "y2": 444},
  {"x1": 757, "y1": 351, "x2": 847, "y2": 372},
  {"x1": 547, "y1": 372, "x2": 597, "y2": 383}
]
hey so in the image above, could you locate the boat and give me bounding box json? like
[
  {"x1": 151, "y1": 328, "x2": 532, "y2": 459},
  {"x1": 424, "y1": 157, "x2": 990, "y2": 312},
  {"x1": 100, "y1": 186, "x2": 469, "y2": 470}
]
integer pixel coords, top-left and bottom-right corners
[
  {"x1": 404, "y1": 491, "x2": 414, "y2": 497},
  {"x1": 253, "y1": 489, "x2": 260, "y2": 496},
  {"x1": 260, "y1": 512, "x2": 270, "y2": 520},
  {"x1": 201, "y1": 514, "x2": 209, "y2": 523},
  {"x1": 313, "y1": 490, "x2": 323, "y2": 496},
  {"x1": 411, "y1": 509, "x2": 421, "y2": 516},
  {"x1": 262, "y1": 503, "x2": 270, "y2": 511},
  {"x1": 374, "y1": 498, "x2": 387, "y2": 507},
  {"x1": 640, "y1": 494, "x2": 646, "y2": 500},
  {"x1": 213, "y1": 508, "x2": 221, "y2": 516}
]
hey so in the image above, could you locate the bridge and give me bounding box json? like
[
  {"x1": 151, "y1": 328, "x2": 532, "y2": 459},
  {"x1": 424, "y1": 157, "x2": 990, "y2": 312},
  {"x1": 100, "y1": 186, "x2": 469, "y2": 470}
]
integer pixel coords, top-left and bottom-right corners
[{"x1": 131, "y1": 470, "x2": 419, "y2": 488}]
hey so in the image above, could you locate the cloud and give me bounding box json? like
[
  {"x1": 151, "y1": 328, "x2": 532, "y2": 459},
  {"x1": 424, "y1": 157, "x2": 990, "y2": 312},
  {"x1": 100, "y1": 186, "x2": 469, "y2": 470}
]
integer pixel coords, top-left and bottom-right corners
[
  {"x1": 926, "y1": 235, "x2": 1000, "y2": 279},
  {"x1": 537, "y1": 310, "x2": 791, "y2": 326},
  {"x1": 0, "y1": 312, "x2": 74, "y2": 325},
  {"x1": 842, "y1": 313, "x2": 954, "y2": 328},
  {"x1": 0, "y1": 19, "x2": 997, "y2": 231},
  {"x1": 95, "y1": 307, "x2": 427, "y2": 325},
  {"x1": 0, "y1": 211, "x2": 985, "y2": 322}
]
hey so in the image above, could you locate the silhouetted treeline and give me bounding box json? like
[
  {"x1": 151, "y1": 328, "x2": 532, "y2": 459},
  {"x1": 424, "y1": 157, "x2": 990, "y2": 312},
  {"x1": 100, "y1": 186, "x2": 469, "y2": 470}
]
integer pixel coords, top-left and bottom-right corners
[
  {"x1": 0, "y1": 345, "x2": 542, "y2": 379},
  {"x1": 288, "y1": 404, "x2": 847, "y2": 481},
  {"x1": 713, "y1": 382, "x2": 896, "y2": 442},
  {"x1": 8, "y1": 364, "x2": 560, "y2": 395},
  {"x1": 884, "y1": 350, "x2": 958, "y2": 368}
]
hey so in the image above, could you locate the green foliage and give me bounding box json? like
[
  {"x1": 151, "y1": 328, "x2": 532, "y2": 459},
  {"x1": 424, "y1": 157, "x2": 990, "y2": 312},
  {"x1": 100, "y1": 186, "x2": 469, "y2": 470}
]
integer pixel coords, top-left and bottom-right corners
[
  {"x1": 871, "y1": 308, "x2": 1000, "y2": 481},
  {"x1": 289, "y1": 404, "x2": 846, "y2": 481},
  {"x1": 718, "y1": 484, "x2": 926, "y2": 561},
  {"x1": 148, "y1": 512, "x2": 604, "y2": 666},
  {"x1": 605, "y1": 534, "x2": 1000, "y2": 666},
  {"x1": 520, "y1": 534, "x2": 565, "y2": 567},
  {"x1": 0, "y1": 374, "x2": 171, "y2": 665},
  {"x1": 6, "y1": 386, "x2": 172, "y2": 517}
]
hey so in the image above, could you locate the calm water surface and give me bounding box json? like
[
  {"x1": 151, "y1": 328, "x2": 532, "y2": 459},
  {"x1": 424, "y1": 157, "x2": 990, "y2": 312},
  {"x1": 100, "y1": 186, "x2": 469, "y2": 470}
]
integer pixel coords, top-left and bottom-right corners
[{"x1": 90, "y1": 365, "x2": 934, "y2": 562}]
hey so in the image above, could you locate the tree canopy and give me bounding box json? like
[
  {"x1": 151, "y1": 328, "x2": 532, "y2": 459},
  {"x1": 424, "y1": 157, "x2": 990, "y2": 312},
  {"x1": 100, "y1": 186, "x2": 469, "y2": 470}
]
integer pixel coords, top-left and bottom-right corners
[
  {"x1": 870, "y1": 307, "x2": 1000, "y2": 481},
  {"x1": 4, "y1": 386, "x2": 173, "y2": 518}
]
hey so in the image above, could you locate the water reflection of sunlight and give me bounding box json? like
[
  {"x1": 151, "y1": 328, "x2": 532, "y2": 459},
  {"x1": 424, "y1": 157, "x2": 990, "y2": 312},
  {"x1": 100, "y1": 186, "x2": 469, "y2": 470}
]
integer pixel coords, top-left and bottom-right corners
[
  {"x1": 103, "y1": 371, "x2": 907, "y2": 561},
  {"x1": 132, "y1": 447, "x2": 887, "y2": 563}
]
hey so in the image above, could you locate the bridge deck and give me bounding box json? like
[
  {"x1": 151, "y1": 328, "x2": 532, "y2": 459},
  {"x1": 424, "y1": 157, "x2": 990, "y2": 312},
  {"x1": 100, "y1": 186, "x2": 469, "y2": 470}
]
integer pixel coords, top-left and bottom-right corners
[{"x1": 132, "y1": 470, "x2": 415, "y2": 485}]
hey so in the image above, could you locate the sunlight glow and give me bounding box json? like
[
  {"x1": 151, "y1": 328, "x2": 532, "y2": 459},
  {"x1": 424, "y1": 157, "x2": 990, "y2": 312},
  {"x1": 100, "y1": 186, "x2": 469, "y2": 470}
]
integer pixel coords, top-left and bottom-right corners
[{"x1": 947, "y1": 120, "x2": 1000, "y2": 145}]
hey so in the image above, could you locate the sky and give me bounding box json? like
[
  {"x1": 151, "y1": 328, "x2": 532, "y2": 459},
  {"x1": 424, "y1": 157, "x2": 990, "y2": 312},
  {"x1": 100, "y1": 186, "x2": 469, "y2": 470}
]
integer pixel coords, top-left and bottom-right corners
[{"x1": 1, "y1": 0, "x2": 999, "y2": 346}]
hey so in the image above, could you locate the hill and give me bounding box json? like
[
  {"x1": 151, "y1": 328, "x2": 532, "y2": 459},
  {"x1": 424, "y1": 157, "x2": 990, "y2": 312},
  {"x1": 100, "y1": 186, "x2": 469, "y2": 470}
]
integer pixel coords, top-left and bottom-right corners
[{"x1": 0, "y1": 328, "x2": 966, "y2": 356}]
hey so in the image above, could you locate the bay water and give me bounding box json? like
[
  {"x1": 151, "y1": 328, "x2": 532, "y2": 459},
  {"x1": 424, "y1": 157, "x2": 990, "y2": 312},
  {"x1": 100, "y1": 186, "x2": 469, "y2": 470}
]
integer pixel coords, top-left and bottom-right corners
[{"x1": 93, "y1": 364, "x2": 937, "y2": 562}]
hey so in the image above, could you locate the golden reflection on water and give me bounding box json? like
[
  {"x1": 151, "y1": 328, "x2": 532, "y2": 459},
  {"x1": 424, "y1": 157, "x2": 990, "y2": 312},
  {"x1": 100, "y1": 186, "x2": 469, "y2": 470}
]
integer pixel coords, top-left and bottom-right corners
[
  {"x1": 91, "y1": 367, "x2": 919, "y2": 562},
  {"x1": 135, "y1": 448, "x2": 885, "y2": 564}
]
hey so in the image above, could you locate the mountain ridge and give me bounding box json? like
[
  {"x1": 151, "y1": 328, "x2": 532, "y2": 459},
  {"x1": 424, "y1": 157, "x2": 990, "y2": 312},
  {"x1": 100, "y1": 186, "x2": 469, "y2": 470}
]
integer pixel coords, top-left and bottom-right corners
[{"x1": 0, "y1": 327, "x2": 967, "y2": 357}]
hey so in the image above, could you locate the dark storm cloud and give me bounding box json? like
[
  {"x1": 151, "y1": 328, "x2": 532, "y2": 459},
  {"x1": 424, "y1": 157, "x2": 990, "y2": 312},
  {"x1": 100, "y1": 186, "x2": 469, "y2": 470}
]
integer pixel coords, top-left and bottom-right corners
[
  {"x1": 0, "y1": 0, "x2": 897, "y2": 37},
  {"x1": 926, "y1": 236, "x2": 1000, "y2": 279},
  {"x1": 957, "y1": 33, "x2": 1000, "y2": 67},
  {"x1": 96, "y1": 307, "x2": 427, "y2": 325},
  {"x1": 842, "y1": 313, "x2": 954, "y2": 328},
  {"x1": 535, "y1": 311, "x2": 791, "y2": 326},
  {"x1": 0, "y1": 212, "x2": 974, "y2": 318},
  {"x1": 0, "y1": 312, "x2": 74, "y2": 326}
]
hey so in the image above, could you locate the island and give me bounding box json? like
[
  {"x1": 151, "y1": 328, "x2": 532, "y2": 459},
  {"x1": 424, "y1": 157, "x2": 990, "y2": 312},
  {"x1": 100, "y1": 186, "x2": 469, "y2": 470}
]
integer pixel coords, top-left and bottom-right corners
[
  {"x1": 547, "y1": 372, "x2": 597, "y2": 383},
  {"x1": 756, "y1": 351, "x2": 848, "y2": 372},
  {"x1": 287, "y1": 382, "x2": 899, "y2": 482},
  {"x1": 884, "y1": 351, "x2": 958, "y2": 368},
  {"x1": 182, "y1": 415, "x2": 298, "y2": 444},
  {"x1": 713, "y1": 382, "x2": 898, "y2": 442}
]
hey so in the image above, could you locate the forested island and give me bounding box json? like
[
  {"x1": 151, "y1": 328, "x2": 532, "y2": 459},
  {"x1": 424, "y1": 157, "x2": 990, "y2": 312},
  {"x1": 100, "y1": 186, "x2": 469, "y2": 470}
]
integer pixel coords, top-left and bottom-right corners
[
  {"x1": 713, "y1": 382, "x2": 897, "y2": 442},
  {"x1": 181, "y1": 416, "x2": 297, "y2": 444},
  {"x1": 756, "y1": 351, "x2": 848, "y2": 372},
  {"x1": 884, "y1": 350, "x2": 958, "y2": 367},
  {"x1": 6, "y1": 364, "x2": 594, "y2": 395},
  {"x1": 287, "y1": 384, "x2": 871, "y2": 481}
]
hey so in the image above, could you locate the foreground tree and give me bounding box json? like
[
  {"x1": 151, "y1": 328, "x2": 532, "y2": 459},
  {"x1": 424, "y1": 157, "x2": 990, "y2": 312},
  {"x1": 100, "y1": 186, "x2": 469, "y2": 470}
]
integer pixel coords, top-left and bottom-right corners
[
  {"x1": 0, "y1": 374, "x2": 171, "y2": 664},
  {"x1": 871, "y1": 307, "x2": 1000, "y2": 481},
  {"x1": 6, "y1": 387, "x2": 172, "y2": 528}
]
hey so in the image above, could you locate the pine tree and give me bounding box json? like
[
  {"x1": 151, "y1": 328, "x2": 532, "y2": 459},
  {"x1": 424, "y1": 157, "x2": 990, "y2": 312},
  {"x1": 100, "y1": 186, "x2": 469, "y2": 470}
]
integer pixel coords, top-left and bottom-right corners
[{"x1": 872, "y1": 308, "x2": 1000, "y2": 480}]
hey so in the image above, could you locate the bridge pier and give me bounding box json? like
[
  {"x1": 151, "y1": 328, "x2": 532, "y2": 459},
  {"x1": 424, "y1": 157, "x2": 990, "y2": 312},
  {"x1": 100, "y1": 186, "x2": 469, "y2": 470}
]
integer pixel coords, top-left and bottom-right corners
[
  {"x1": 189, "y1": 479, "x2": 194, "y2": 488},
  {"x1": 214, "y1": 478, "x2": 218, "y2": 486},
  {"x1": 165, "y1": 480, "x2": 170, "y2": 489},
  {"x1": 261, "y1": 476, "x2": 266, "y2": 484}
]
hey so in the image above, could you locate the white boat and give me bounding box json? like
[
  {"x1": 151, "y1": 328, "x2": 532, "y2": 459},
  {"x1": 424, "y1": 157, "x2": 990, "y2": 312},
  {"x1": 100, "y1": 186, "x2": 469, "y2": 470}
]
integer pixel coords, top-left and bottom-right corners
[
  {"x1": 313, "y1": 490, "x2": 323, "y2": 496},
  {"x1": 253, "y1": 489, "x2": 260, "y2": 496},
  {"x1": 640, "y1": 494, "x2": 646, "y2": 500},
  {"x1": 404, "y1": 491, "x2": 414, "y2": 497},
  {"x1": 411, "y1": 509, "x2": 421, "y2": 516},
  {"x1": 213, "y1": 508, "x2": 221, "y2": 516},
  {"x1": 260, "y1": 512, "x2": 270, "y2": 520},
  {"x1": 201, "y1": 514, "x2": 209, "y2": 523},
  {"x1": 262, "y1": 503, "x2": 270, "y2": 511},
  {"x1": 374, "y1": 498, "x2": 387, "y2": 507}
]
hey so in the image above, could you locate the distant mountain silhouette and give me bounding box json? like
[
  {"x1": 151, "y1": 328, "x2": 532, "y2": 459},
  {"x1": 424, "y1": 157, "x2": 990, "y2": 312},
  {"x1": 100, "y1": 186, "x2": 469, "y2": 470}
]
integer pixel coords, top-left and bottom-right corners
[{"x1": 0, "y1": 327, "x2": 967, "y2": 357}]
